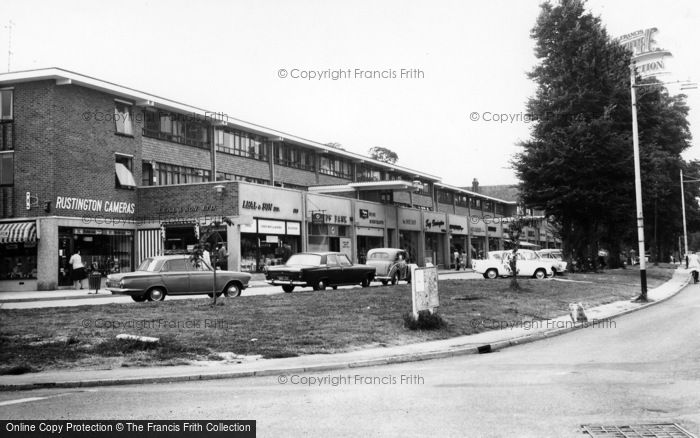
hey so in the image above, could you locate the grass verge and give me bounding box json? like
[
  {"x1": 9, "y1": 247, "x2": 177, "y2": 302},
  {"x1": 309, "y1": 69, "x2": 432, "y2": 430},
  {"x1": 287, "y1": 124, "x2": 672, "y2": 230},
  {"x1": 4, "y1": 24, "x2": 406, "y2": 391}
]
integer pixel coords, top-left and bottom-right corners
[{"x1": 0, "y1": 265, "x2": 675, "y2": 374}]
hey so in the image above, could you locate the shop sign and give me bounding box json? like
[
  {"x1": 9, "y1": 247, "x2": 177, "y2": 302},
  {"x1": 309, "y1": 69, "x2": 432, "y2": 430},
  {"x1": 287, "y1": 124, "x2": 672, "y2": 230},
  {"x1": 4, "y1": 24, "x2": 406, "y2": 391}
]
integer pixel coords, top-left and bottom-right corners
[
  {"x1": 448, "y1": 215, "x2": 468, "y2": 235},
  {"x1": 239, "y1": 185, "x2": 302, "y2": 219},
  {"x1": 423, "y1": 212, "x2": 447, "y2": 233},
  {"x1": 286, "y1": 222, "x2": 301, "y2": 236},
  {"x1": 339, "y1": 237, "x2": 352, "y2": 259},
  {"x1": 356, "y1": 203, "x2": 386, "y2": 228},
  {"x1": 470, "y1": 217, "x2": 486, "y2": 236},
  {"x1": 307, "y1": 194, "x2": 351, "y2": 225},
  {"x1": 398, "y1": 208, "x2": 421, "y2": 231},
  {"x1": 311, "y1": 212, "x2": 325, "y2": 224},
  {"x1": 266, "y1": 235, "x2": 279, "y2": 243},
  {"x1": 258, "y1": 219, "x2": 286, "y2": 235},
  {"x1": 240, "y1": 220, "x2": 257, "y2": 234},
  {"x1": 55, "y1": 196, "x2": 136, "y2": 215}
]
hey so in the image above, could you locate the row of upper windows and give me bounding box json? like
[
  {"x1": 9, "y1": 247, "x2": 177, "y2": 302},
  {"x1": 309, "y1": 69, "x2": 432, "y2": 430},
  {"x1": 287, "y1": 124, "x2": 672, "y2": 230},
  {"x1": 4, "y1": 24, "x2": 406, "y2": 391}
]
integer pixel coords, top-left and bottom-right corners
[{"x1": 437, "y1": 190, "x2": 507, "y2": 212}]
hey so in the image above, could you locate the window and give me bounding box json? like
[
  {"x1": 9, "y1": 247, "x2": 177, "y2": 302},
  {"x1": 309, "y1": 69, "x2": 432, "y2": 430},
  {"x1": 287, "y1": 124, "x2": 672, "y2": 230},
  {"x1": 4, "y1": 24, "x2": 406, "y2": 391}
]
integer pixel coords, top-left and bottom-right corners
[
  {"x1": 162, "y1": 259, "x2": 189, "y2": 272},
  {"x1": 319, "y1": 156, "x2": 352, "y2": 179},
  {"x1": 0, "y1": 151, "x2": 13, "y2": 186},
  {"x1": 216, "y1": 171, "x2": 268, "y2": 185},
  {"x1": 115, "y1": 154, "x2": 136, "y2": 189},
  {"x1": 142, "y1": 162, "x2": 154, "y2": 186},
  {"x1": 216, "y1": 128, "x2": 268, "y2": 161},
  {"x1": 484, "y1": 200, "x2": 493, "y2": 212},
  {"x1": 273, "y1": 143, "x2": 315, "y2": 171},
  {"x1": 357, "y1": 166, "x2": 382, "y2": 182},
  {"x1": 156, "y1": 162, "x2": 211, "y2": 186},
  {"x1": 0, "y1": 89, "x2": 12, "y2": 120},
  {"x1": 114, "y1": 100, "x2": 134, "y2": 135},
  {"x1": 470, "y1": 197, "x2": 482, "y2": 209},
  {"x1": 456, "y1": 194, "x2": 468, "y2": 208},
  {"x1": 142, "y1": 110, "x2": 209, "y2": 149},
  {"x1": 326, "y1": 254, "x2": 339, "y2": 266},
  {"x1": 437, "y1": 190, "x2": 454, "y2": 204}
]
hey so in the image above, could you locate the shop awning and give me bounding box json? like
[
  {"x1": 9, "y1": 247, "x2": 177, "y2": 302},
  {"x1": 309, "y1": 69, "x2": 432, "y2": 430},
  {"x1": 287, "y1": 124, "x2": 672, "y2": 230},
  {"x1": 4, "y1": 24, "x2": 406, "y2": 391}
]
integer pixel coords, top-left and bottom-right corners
[
  {"x1": 0, "y1": 222, "x2": 37, "y2": 244},
  {"x1": 115, "y1": 162, "x2": 136, "y2": 188}
]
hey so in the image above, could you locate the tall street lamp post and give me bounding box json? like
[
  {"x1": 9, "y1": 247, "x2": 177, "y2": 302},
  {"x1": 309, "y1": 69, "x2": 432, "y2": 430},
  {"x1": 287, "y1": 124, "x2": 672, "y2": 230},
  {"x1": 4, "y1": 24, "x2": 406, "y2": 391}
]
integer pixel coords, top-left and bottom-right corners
[{"x1": 629, "y1": 63, "x2": 648, "y2": 302}]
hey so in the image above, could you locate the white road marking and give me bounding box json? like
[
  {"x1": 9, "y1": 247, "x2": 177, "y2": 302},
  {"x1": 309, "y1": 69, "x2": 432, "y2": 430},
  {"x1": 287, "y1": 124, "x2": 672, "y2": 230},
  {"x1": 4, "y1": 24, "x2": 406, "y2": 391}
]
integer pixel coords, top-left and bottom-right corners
[{"x1": 0, "y1": 390, "x2": 97, "y2": 407}]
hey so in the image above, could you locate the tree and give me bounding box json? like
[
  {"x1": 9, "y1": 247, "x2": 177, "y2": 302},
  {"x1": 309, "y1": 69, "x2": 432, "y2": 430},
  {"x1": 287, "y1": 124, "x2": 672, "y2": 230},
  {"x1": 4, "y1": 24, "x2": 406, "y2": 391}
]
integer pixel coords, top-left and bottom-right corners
[
  {"x1": 189, "y1": 216, "x2": 234, "y2": 305},
  {"x1": 368, "y1": 146, "x2": 399, "y2": 164},
  {"x1": 504, "y1": 216, "x2": 541, "y2": 290},
  {"x1": 513, "y1": 0, "x2": 697, "y2": 268}
]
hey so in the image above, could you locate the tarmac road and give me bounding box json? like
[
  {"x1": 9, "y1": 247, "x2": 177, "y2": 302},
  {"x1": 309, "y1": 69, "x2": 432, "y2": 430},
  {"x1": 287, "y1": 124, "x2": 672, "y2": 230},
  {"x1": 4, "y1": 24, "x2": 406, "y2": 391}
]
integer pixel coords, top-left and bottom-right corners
[{"x1": 0, "y1": 278, "x2": 697, "y2": 437}]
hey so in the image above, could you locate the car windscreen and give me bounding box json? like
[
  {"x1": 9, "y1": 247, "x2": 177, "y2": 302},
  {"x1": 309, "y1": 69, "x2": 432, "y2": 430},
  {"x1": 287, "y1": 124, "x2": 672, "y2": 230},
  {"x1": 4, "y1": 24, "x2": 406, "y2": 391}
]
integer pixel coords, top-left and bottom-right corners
[
  {"x1": 368, "y1": 252, "x2": 390, "y2": 259},
  {"x1": 286, "y1": 254, "x2": 322, "y2": 266}
]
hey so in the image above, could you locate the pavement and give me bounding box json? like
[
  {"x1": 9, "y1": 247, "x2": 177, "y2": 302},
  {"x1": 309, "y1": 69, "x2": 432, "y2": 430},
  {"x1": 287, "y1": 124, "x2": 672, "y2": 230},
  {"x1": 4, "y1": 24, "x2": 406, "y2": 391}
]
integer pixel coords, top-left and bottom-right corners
[{"x1": 0, "y1": 267, "x2": 691, "y2": 391}]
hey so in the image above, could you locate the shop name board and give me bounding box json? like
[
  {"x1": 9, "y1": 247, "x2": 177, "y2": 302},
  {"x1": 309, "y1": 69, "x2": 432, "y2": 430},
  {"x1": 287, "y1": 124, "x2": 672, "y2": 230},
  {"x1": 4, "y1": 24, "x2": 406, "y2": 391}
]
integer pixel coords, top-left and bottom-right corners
[
  {"x1": 402, "y1": 219, "x2": 417, "y2": 225},
  {"x1": 157, "y1": 205, "x2": 217, "y2": 214},
  {"x1": 56, "y1": 196, "x2": 135, "y2": 214},
  {"x1": 242, "y1": 200, "x2": 280, "y2": 213},
  {"x1": 313, "y1": 213, "x2": 348, "y2": 224},
  {"x1": 359, "y1": 208, "x2": 385, "y2": 226},
  {"x1": 449, "y1": 224, "x2": 464, "y2": 231}
]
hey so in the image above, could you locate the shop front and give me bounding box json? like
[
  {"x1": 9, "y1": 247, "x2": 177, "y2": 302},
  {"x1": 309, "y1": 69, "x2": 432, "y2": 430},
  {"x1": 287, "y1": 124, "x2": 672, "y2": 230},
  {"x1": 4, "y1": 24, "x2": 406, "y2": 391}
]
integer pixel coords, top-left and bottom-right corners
[
  {"x1": 57, "y1": 227, "x2": 134, "y2": 286},
  {"x1": 424, "y1": 212, "x2": 447, "y2": 267},
  {"x1": 239, "y1": 219, "x2": 301, "y2": 272},
  {"x1": 0, "y1": 221, "x2": 38, "y2": 291},
  {"x1": 237, "y1": 183, "x2": 304, "y2": 272},
  {"x1": 448, "y1": 214, "x2": 469, "y2": 268},
  {"x1": 487, "y1": 220, "x2": 503, "y2": 253},
  {"x1": 398, "y1": 208, "x2": 422, "y2": 265},
  {"x1": 306, "y1": 193, "x2": 352, "y2": 259},
  {"x1": 355, "y1": 201, "x2": 386, "y2": 264}
]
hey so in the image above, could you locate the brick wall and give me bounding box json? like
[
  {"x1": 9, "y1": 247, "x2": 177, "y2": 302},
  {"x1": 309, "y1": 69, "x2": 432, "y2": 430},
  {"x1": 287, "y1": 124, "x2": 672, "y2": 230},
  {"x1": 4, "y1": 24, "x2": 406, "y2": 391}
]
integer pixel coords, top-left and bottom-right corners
[
  {"x1": 217, "y1": 153, "x2": 270, "y2": 180},
  {"x1": 142, "y1": 136, "x2": 211, "y2": 170},
  {"x1": 274, "y1": 164, "x2": 317, "y2": 187}
]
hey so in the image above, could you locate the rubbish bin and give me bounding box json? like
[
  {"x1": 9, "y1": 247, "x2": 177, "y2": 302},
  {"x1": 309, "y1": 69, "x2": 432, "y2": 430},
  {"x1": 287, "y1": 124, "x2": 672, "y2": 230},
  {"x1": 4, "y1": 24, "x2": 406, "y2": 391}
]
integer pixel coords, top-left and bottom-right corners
[{"x1": 88, "y1": 272, "x2": 102, "y2": 294}]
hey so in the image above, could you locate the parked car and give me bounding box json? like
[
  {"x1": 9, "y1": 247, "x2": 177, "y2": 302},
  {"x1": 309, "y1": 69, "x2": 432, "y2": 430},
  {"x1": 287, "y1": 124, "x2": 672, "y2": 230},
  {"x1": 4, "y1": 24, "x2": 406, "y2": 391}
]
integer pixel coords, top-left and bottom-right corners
[
  {"x1": 365, "y1": 248, "x2": 411, "y2": 285},
  {"x1": 106, "y1": 255, "x2": 251, "y2": 302},
  {"x1": 265, "y1": 252, "x2": 376, "y2": 292},
  {"x1": 536, "y1": 249, "x2": 568, "y2": 275},
  {"x1": 473, "y1": 250, "x2": 554, "y2": 279}
]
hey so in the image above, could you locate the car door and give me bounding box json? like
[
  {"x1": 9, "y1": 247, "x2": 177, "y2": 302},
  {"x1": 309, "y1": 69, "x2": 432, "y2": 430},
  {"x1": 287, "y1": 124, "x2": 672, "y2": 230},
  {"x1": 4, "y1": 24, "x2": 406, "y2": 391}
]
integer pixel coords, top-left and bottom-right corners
[
  {"x1": 160, "y1": 259, "x2": 190, "y2": 294},
  {"x1": 516, "y1": 251, "x2": 536, "y2": 276},
  {"x1": 325, "y1": 254, "x2": 342, "y2": 285},
  {"x1": 188, "y1": 258, "x2": 215, "y2": 294},
  {"x1": 337, "y1": 253, "x2": 356, "y2": 284}
]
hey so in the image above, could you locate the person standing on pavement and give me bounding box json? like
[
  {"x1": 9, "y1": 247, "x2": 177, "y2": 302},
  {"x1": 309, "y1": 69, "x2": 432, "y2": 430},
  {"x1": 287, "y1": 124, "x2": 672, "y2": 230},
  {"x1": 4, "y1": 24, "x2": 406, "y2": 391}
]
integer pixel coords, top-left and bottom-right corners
[
  {"x1": 688, "y1": 253, "x2": 700, "y2": 283},
  {"x1": 68, "y1": 249, "x2": 87, "y2": 289},
  {"x1": 453, "y1": 249, "x2": 461, "y2": 271}
]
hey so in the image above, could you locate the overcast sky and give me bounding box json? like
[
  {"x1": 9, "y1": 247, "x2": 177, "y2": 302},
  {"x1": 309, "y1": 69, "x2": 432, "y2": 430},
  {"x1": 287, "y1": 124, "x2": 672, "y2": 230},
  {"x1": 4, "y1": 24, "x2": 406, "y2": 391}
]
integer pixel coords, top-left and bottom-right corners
[{"x1": 1, "y1": 0, "x2": 698, "y2": 186}]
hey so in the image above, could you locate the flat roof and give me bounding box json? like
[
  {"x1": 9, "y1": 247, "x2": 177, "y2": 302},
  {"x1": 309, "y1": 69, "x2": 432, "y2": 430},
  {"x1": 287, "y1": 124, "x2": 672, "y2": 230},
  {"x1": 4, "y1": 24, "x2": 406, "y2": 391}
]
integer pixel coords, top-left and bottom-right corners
[{"x1": 0, "y1": 67, "x2": 440, "y2": 182}]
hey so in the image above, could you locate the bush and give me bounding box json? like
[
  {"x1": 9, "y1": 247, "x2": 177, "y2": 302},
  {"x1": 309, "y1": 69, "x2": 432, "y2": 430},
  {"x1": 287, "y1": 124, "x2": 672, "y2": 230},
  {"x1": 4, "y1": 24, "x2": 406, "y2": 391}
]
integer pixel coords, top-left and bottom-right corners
[{"x1": 403, "y1": 310, "x2": 446, "y2": 330}]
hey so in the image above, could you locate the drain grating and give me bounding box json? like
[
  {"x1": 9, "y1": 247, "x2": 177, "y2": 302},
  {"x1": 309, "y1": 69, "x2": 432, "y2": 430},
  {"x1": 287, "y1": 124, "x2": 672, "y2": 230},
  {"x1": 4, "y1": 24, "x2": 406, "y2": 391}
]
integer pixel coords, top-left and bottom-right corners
[{"x1": 581, "y1": 423, "x2": 696, "y2": 438}]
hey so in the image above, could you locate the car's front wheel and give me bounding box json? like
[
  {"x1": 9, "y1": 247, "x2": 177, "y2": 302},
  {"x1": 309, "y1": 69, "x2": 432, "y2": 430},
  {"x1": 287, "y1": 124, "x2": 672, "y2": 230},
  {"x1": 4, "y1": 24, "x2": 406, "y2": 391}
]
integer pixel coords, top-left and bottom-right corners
[
  {"x1": 534, "y1": 268, "x2": 547, "y2": 280},
  {"x1": 486, "y1": 269, "x2": 498, "y2": 279},
  {"x1": 282, "y1": 285, "x2": 295, "y2": 293},
  {"x1": 147, "y1": 287, "x2": 166, "y2": 301},
  {"x1": 131, "y1": 294, "x2": 147, "y2": 302},
  {"x1": 361, "y1": 276, "x2": 372, "y2": 287},
  {"x1": 224, "y1": 282, "x2": 241, "y2": 297},
  {"x1": 313, "y1": 279, "x2": 326, "y2": 291}
]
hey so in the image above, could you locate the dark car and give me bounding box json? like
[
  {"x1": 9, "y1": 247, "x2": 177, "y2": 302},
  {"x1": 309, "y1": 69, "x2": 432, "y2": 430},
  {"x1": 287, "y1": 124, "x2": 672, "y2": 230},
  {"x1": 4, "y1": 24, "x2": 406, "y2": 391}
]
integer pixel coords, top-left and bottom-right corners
[
  {"x1": 265, "y1": 252, "x2": 375, "y2": 293},
  {"x1": 106, "y1": 255, "x2": 251, "y2": 302},
  {"x1": 365, "y1": 248, "x2": 411, "y2": 285}
]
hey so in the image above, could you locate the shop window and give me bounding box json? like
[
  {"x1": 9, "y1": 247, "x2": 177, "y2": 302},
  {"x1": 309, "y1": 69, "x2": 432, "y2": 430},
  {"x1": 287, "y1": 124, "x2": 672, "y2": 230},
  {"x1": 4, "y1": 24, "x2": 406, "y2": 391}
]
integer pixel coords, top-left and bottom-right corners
[
  {"x1": 0, "y1": 151, "x2": 13, "y2": 186},
  {"x1": 0, "y1": 89, "x2": 12, "y2": 120},
  {"x1": 115, "y1": 154, "x2": 136, "y2": 189},
  {"x1": 438, "y1": 190, "x2": 454, "y2": 204},
  {"x1": 114, "y1": 100, "x2": 134, "y2": 136}
]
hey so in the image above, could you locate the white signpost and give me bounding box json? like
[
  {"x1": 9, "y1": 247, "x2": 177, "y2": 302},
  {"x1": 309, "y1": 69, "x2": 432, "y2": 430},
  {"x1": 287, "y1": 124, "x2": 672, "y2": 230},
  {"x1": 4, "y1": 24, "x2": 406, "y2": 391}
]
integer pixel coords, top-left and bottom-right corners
[{"x1": 410, "y1": 265, "x2": 439, "y2": 319}]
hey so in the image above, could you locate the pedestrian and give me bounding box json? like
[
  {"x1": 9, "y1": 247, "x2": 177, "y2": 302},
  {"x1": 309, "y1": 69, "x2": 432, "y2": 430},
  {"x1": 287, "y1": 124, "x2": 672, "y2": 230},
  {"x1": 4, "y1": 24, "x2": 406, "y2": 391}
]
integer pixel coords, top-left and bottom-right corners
[
  {"x1": 685, "y1": 254, "x2": 689, "y2": 269},
  {"x1": 68, "y1": 249, "x2": 87, "y2": 290},
  {"x1": 688, "y1": 253, "x2": 700, "y2": 283},
  {"x1": 217, "y1": 244, "x2": 227, "y2": 270},
  {"x1": 453, "y1": 249, "x2": 460, "y2": 271}
]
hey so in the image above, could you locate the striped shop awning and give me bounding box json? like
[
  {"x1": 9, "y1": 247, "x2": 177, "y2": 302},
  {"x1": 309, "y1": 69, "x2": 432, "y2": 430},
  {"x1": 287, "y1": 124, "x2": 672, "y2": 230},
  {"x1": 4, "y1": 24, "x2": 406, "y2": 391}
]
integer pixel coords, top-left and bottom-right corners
[{"x1": 0, "y1": 222, "x2": 37, "y2": 244}]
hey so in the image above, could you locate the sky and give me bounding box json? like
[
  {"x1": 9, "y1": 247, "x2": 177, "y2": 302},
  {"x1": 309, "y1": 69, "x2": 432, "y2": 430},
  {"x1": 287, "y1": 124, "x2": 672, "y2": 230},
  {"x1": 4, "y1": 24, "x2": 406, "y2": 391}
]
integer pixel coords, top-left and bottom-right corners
[{"x1": 1, "y1": 0, "x2": 698, "y2": 187}]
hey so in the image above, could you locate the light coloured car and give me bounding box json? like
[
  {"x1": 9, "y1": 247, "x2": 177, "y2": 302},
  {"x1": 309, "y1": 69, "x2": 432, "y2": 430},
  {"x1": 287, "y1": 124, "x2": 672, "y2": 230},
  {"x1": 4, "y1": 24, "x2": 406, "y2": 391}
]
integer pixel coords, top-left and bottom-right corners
[
  {"x1": 536, "y1": 249, "x2": 568, "y2": 275},
  {"x1": 365, "y1": 248, "x2": 411, "y2": 285},
  {"x1": 473, "y1": 250, "x2": 554, "y2": 279},
  {"x1": 106, "y1": 255, "x2": 250, "y2": 302}
]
